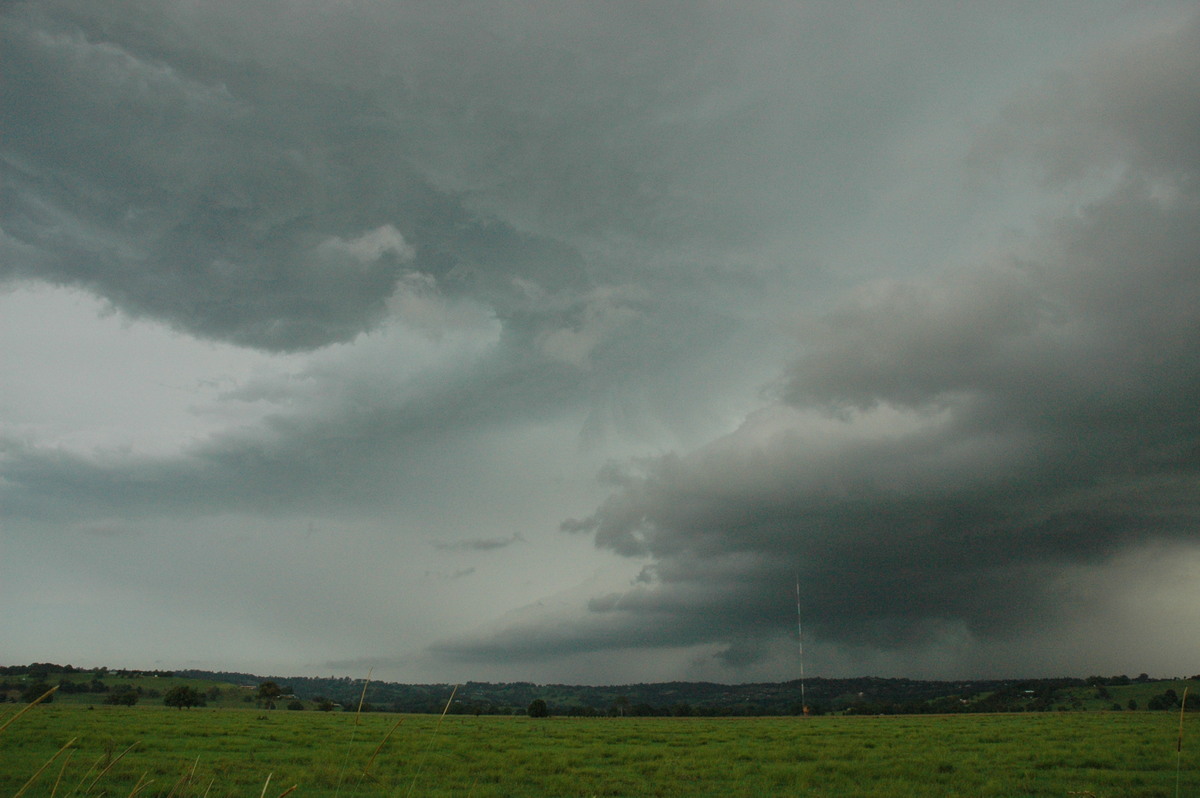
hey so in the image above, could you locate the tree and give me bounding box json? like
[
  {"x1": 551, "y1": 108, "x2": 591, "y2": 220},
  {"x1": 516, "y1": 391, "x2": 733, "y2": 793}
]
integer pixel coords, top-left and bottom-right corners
[
  {"x1": 105, "y1": 686, "x2": 139, "y2": 706},
  {"x1": 20, "y1": 682, "x2": 54, "y2": 704},
  {"x1": 1148, "y1": 689, "x2": 1180, "y2": 711},
  {"x1": 527, "y1": 698, "x2": 549, "y2": 718},
  {"x1": 257, "y1": 681, "x2": 283, "y2": 709},
  {"x1": 567, "y1": 705, "x2": 598, "y2": 717},
  {"x1": 163, "y1": 685, "x2": 205, "y2": 709}
]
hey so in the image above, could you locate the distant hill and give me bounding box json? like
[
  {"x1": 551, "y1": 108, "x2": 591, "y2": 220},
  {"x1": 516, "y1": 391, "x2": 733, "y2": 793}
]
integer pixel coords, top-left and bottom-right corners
[{"x1": 4, "y1": 662, "x2": 1196, "y2": 716}]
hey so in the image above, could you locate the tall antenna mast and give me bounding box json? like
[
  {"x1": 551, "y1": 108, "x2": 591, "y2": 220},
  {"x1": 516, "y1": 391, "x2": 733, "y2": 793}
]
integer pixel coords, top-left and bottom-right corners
[{"x1": 795, "y1": 572, "x2": 808, "y2": 715}]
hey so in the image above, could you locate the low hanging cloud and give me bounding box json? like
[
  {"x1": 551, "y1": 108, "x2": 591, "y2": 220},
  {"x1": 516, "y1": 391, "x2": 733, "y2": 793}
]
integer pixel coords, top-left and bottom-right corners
[
  {"x1": 440, "y1": 14, "x2": 1200, "y2": 673},
  {"x1": 433, "y1": 533, "x2": 525, "y2": 553},
  {"x1": 315, "y1": 225, "x2": 416, "y2": 269}
]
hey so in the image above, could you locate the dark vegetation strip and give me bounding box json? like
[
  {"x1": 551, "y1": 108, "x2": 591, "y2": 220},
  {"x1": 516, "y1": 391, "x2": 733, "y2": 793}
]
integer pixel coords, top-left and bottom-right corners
[{"x1": 4, "y1": 663, "x2": 1199, "y2": 717}]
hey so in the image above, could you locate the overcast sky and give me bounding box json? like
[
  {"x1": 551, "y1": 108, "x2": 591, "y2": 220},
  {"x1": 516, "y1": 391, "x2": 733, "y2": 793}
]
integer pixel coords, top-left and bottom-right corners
[{"x1": 3, "y1": 1, "x2": 1199, "y2": 686}]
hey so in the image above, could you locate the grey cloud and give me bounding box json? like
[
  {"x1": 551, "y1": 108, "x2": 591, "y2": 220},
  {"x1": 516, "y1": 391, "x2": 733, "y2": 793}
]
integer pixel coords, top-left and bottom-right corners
[
  {"x1": 5, "y1": 1, "x2": 1198, "y2": 684},
  {"x1": 788, "y1": 188, "x2": 1200, "y2": 442},
  {"x1": 1, "y1": 2, "x2": 590, "y2": 351},
  {"x1": 444, "y1": 14, "x2": 1200, "y2": 672},
  {"x1": 0, "y1": 278, "x2": 736, "y2": 533},
  {"x1": 970, "y1": 13, "x2": 1200, "y2": 185},
  {"x1": 2, "y1": 0, "x2": 1048, "y2": 350},
  {"x1": 434, "y1": 534, "x2": 524, "y2": 553},
  {"x1": 424, "y1": 568, "x2": 477, "y2": 581},
  {"x1": 0, "y1": 352, "x2": 568, "y2": 522}
]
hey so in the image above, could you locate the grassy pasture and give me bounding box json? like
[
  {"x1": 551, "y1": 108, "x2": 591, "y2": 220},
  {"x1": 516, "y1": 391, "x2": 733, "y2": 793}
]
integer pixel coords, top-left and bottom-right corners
[{"x1": 2, "y1": 702, "x2": 1195, "y2": 797}]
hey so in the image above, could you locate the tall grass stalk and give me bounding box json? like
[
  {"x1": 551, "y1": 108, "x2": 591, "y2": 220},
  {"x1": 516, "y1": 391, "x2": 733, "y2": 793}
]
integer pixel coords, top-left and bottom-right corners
[
  {"x1": 13, "y1": 737, "x2": 76, "y2": 798},
  {"x1": 164, "y1": 756, "x2": 201, "y2": 798},
  {"x1": 1, "y1": 686, "x2": 63, "y2": 798},
  {"x1": 79, "y1": 740, "x2": 140, "y2": 795},
  {"x1": 1177, "y1": 686, "x2": 1189, "y2": 798},
  {"x1": 49, "y1": 749, "x2": 75, "y2": 798},
  {"x1": 353, "y1": 670, "x2": 373, "y2": 725},
  {"x1": 361, "y1": 715, "x2": 406, "y2": 779},
  {"x1": 333, "y1": 669, "x2": 372, "y2": 798},
  {"x1": 404, "y1": 684, "x2": 458, "y2": 798},
  {"x1": 127, "y1": 772, "x2": 153, "y2": 798},
  {"x1": 0, "y1": 685, "x2": 58, "y2": 735}
]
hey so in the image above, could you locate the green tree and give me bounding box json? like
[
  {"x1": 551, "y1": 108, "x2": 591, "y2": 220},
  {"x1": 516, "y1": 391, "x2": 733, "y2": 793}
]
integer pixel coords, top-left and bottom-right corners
[
  {"x1": 257, "y1": 681, "x2": 283, "y2": 709},
  {"x1": 163, "y1": 685, "x2": 205, "y2": 709},
  {"x1": 105, "y1": 686, "x2": 139, "y2": 706},
  {"x1": 20, "y1": 682, "x2": 54, "y2": 704},
  {"x1": 527, "y1": 698, "x2": 549, "y2": 718},
  {"x1": 1148, "y1": 689, "x2": 1179, "y2": 711}
]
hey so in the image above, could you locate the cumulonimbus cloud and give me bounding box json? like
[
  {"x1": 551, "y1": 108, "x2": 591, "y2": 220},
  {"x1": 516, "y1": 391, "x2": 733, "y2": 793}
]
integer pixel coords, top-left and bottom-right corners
[{"x1": 442, "y1": 13, "x2": 1200, "y2": 672}]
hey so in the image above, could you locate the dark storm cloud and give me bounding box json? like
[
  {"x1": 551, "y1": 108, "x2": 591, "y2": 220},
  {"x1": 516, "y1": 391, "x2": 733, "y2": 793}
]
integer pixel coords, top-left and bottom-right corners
[
  {"x1": 5, "y1": 1, "x2": 1198, "y2": 683},
  {"x1": 441, "y1": 14, "x2": 1200, "y2": 669},
  {"x1": 0, "y1": 0, "x2": 1042, "y2": 347},
  {"x1": 0, "y1": 1, "x2": 588, "y2": 351},
  {"x1": 434, "y1": 533, "x2": 524, "y2": 553}
]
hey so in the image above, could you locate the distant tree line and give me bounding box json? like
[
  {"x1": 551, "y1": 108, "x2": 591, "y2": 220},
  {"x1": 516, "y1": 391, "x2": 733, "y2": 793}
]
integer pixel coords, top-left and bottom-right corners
[
  {"x1": 0, "y1": 663, "x2": 176, "y2": 679},
  {"x1": 3, "y1": 663, "x2": 1198, "y2": 714}
]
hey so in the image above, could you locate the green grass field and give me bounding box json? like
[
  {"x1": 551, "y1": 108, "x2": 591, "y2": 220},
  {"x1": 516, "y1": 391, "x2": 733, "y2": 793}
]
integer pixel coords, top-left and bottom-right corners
[{"x1": 2, "y1": 701, "x2": 1196, "y2": 797}]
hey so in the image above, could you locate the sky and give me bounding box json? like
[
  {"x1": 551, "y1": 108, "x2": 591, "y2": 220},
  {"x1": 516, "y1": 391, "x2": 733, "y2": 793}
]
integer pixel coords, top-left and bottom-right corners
[{"x1": 2, "y1": 1, "x2": 1199, "y2": 686}]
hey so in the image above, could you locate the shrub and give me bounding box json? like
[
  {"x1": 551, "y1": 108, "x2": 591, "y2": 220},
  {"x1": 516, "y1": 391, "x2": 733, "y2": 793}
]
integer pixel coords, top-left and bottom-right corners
[
  {"x1": 20, "y1": 683, "x2": 54, "y2": 704},
  {"x1": 105, "y1": 687, "x2": 139, "y2": 706},
  {"x1": 163, "y1": 685, "x2": 206, "y2": 709}
]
